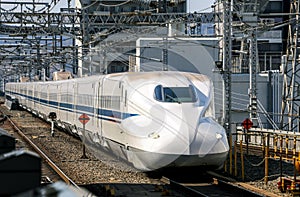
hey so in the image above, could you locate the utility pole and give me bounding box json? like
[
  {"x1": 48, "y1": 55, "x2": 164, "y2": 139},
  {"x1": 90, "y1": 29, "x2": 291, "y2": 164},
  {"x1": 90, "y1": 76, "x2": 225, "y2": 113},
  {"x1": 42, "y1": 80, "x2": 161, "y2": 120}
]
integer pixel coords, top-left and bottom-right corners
[
  {"x1": 280, "y1": 0, "x2": 300, "y2": 132},
  {"x1": 36, "y1": 36, "x2": 41, "y2": 79},
  {"x1": 246, "y1": 2, "x2": 259, "y2": 125},
  {"x1": 234, "y1": 0, "x2": 260, "y2": 125},
  {"x1": 222, "y1": 0, "x2": 232, "y2": 135},
  {"x1": 162, "y1": 23, "x2": 170, "y2": 71}
]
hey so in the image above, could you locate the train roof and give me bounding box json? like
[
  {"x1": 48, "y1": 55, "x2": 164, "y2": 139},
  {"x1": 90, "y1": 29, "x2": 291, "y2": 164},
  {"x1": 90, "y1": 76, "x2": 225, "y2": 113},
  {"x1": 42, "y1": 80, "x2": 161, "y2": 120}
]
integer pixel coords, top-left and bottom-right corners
[
  {"x1": 6, "y1": 71, "x2": 210, "y2": 85},
  {"x1": 107, "y1": 71, "x2": 210, "y2": 81}
]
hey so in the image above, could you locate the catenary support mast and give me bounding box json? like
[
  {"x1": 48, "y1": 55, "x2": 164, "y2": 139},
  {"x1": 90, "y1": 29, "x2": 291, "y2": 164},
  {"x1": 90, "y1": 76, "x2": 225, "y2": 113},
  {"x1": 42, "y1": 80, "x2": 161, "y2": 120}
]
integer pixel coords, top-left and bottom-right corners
[
  {"x1": 222, "y1": 0, "x2": 232, "y2": 134},
  {"x1": 281, "y1": 0, "x2": 300, "y2": 132}
]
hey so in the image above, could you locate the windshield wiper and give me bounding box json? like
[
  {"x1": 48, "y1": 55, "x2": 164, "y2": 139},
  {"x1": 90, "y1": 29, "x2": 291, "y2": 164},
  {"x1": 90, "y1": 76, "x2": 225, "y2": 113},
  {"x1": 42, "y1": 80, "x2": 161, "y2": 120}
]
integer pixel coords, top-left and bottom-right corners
[{"x1": 166, "y1": 94, "x2": 181, "y2": 104}]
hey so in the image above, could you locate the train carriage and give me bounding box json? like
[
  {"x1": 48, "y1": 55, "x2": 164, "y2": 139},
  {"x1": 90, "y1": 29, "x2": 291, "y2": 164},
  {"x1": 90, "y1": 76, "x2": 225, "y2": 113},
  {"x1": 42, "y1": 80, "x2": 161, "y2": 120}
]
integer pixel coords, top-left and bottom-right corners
[{"x1": 5, "y1": 71, "x2": 229, "y2": 171}]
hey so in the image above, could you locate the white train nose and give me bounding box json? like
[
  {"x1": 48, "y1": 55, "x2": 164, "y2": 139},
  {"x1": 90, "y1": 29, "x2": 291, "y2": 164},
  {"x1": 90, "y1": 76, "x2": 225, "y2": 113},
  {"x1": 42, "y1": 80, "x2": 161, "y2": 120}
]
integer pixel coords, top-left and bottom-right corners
[
  {"x1": 189, "y1": 117, "x2": 229, "y2": 156},
  {"x1": 123, "y1": 117, "x2": 229, "y2": 171}
]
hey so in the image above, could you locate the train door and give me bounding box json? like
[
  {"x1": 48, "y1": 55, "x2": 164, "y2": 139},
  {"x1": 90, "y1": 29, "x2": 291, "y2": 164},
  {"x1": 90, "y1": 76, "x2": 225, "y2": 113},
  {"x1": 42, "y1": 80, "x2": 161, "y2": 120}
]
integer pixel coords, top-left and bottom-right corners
[
  {"x1": 36, "y1": 84, "x2": 40, "y2": 112},
  {"x1": 65, "y1": 81, "x2": 74, "y2": 125},
  {"x1": 35, "y1": 84, "x2": 40, "y2": 111},
  {"x1": 118, "y1": 80, "x2": 127, "y2": 147},
  {"x1": 93, "y1": 82, "x2": 98, "y2": 129},
  {"x1": 47, "y1": 83, "x2": 57, "y2": 117},
  {"x1": 25, "y1": 85, "x2": 28, "y2": 107},
  {"x1": 32, "y1": 84, "x2": 35, "y2": 109},
  {"x1": 100, "y1": 77, "x2": 124, "y2": 143},
  {"x1": 46, "y1": 84, "x2": 49, "y2": 114},
  {"x1": 71, "y1": 82, "x2": 76, "y2": 122},
  {"x1": 61, "y1": 82, "x2": 70, "y2": 121},
  {"x1": 120, "y1": 81, "x2": 128, "y2": 151},
  {"x1": 120, "y1": 82, "x2": 127, "y2": 120},
  {"x1": 57, "y1": 84, "x2": 61, "y2": 118},
  {"x1": 73, "y1": 82, "x2": 77, "y2": 123},
  {"x1": 65, "y1": 82, "x2": 69, "y2": 121},
  {"x1": 98, "y1": 78, "x2": 104, "y2": 137},
  {"x1": 91, "y1": 83, "x2": 95, "y2": 128}
]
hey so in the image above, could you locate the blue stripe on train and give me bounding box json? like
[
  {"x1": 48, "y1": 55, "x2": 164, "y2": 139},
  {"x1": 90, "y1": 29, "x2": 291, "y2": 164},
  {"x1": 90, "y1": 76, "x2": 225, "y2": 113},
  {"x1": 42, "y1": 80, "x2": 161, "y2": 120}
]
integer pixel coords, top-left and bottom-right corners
[{"x1": 9, "y1": 91, "x2": 138, "y2": 122}]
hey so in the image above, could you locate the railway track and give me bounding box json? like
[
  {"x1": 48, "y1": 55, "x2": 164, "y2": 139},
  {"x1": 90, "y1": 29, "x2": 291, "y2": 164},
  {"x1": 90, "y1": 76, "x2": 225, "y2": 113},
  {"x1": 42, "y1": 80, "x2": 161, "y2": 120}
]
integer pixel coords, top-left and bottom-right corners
[
  {"x1": 156, "y1": 169, "x2": 269, "y2": 197},
  {"x1": 0, "y1": 112, "x2": 61, "y2": 184},
  {"x1": 169, "y1": 179, "x2": 261, "y2": 196},
  {"x1": 0, "y1": 103, "x2": 281, "y2": 196},
  {"x1": 5, "y1": 114, "x2": 79, "y2": 187},
  {"x1": 83, "y1": 173, "x2": 265, "y2": 197},
  {"x1": 0, "y1": 107, "x2": 80, "y2": 187}
]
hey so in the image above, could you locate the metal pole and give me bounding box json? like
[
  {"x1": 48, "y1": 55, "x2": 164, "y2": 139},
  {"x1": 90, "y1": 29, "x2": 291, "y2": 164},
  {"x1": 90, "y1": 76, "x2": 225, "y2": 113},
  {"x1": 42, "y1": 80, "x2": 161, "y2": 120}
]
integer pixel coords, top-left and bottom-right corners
[
  {"x1": 222, "y1": 0, "x2": 232, "y2": 135},
  {"x1": 264, "y1": 134, "x2": 269, "y2": 185},
  {"x1": 246, "y1": 129, "x2": 249, "y2": 155},
  {"x1": 51, "y1": 120, "x2": 54, "y2": 137},
  {"x1": 280, "y1": 0, "x2": 300, "y2": 131},
  {"x1": 234, "y1": 140, "x2": 237, "y2": 176},
  {"x1": 298, "y1": 106, "x2": 300, "y2": 132},
  {"x1": 162, "y1": 23, "x2": 169, "y2": 71},
  {"x1": 280, "y1": 135, "x2": 283, "y2": 189},
  {"x1": 229, "y1": 133, "x2": 233, "y2": 175},
  {"x1": 240, "y1": 140, "x2": 245, "y2": 181},
  {"x1": 81, "y1": 123, "x2": 88, "y2": 159},
  {"x1": 249, "y1": 31, "x2": 258, "y2": 122},
  {"x1": 294, "y1": 136, "x2": 297, "y2": 185}
]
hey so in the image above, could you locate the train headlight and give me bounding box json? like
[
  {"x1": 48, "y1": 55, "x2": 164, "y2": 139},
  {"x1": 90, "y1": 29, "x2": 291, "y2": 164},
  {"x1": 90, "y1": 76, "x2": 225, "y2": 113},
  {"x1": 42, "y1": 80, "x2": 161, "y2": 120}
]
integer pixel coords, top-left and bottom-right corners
[
  {"x1": 216, "y1": 133, "x2": 223, "y2": 140},
  {"x1": 148, "y1": 132, "x2": 160, "y2": 139}
]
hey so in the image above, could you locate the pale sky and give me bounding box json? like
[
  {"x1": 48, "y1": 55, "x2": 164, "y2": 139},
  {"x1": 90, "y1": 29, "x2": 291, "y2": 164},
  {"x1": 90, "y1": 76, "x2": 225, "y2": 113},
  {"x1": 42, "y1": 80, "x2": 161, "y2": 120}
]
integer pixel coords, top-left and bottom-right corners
[
  {"x1": 42, "y1": 0, "x2": 216, "y2": 13},
  {"x1": 1, "y1": 0, "x2": 216, "y2": 13},
  {"x1": 188, "y1": 0, "x2": 215, "y2": 12}
]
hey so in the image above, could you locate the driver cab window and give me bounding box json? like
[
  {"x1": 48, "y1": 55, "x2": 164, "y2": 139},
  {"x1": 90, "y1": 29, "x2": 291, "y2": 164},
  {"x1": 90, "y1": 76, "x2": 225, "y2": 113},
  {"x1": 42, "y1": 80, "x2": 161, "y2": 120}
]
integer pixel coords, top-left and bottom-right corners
[{"x1": 154, "y1": 85, "x2": 197, "y2": 103}]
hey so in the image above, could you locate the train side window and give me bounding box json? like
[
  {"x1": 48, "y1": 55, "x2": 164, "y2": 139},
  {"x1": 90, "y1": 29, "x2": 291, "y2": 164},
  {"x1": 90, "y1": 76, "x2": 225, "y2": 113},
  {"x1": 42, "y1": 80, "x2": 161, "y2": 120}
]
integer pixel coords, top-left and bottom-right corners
[{"x1": 154, "y1": 85, "x2": 163, "y2": 101}]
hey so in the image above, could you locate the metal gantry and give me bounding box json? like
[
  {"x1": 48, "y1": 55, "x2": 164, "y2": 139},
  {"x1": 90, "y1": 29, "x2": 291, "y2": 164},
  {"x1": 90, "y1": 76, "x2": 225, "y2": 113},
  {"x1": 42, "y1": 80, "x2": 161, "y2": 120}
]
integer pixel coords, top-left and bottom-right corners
[
  {"x1": 245, "y1": 1, "x2": 259, "y2": 123},
  {"x1": 222, "y1": 0, "x2": 232, "y2": 135},
  {"x1": 280, "y1": 0, "x2": 300, "y2": 132},
  {"x1": 232, "y1": 0, "x2": 266, "y2": 126},
  {"x1": 0, "y1": 0, "x2": 215, "y2": 81},
  {"x1": 0, "y1": 1, "x2": 81, "y2": 81},
  {"x1": 0, "y1": 1, "x2": 236, "y2": 132}
]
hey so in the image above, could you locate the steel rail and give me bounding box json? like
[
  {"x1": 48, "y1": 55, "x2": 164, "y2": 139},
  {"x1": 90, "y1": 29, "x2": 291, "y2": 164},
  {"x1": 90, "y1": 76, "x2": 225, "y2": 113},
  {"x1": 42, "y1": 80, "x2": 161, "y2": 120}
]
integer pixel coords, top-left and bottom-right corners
[
  {"x1": 3, "y1": 112, "x2": 80, "y2": 189},
  {"x1": 160, "y1": 176, "x2": 209, "y2": 197},
  {"x1": 161, "y1": 172, "x2": 265, "y2": 197}
]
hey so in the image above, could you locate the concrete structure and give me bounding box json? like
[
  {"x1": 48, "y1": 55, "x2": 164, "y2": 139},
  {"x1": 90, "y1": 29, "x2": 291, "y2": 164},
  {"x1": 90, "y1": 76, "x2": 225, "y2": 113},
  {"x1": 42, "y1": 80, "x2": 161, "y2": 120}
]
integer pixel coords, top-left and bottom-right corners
[{"x1": 0, "y1": 150, "x2": 41, "y2": 195}]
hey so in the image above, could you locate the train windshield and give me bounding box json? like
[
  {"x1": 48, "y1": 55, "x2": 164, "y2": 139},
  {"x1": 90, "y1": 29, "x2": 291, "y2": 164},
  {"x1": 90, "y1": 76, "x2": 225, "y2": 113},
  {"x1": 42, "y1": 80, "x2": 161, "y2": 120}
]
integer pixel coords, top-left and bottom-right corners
[{"x1": 154, "y1": 85, "x2": 197, "y2": 103}]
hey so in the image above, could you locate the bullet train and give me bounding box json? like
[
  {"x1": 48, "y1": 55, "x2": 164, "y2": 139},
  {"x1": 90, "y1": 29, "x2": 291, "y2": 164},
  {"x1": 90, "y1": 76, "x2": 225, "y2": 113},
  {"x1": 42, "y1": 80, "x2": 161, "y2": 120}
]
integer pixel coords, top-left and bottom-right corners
[{"x1": 5, "y1": 71, "x2": 229, "y2": 171}]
